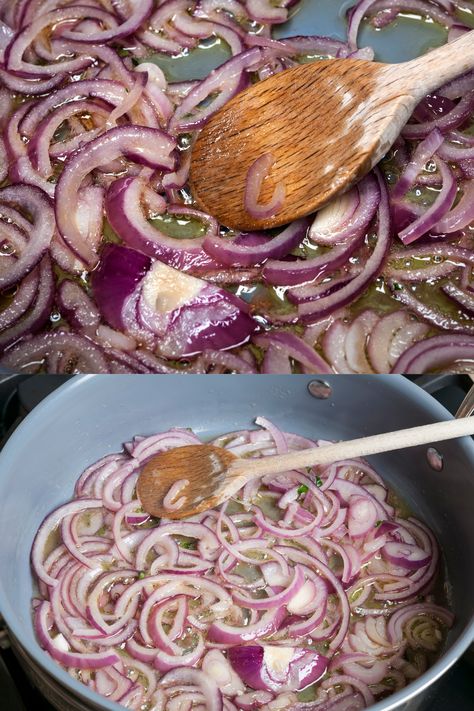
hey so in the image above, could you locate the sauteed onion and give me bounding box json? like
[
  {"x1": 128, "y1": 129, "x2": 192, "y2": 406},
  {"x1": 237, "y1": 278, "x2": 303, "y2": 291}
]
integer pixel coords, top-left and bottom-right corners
[{"x1": 31, "y1": 419, "x2": 453, "y2": 710}]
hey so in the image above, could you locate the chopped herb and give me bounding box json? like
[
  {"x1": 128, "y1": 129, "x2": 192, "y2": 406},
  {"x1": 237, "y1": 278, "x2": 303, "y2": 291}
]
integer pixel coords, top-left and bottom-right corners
[
  {"x1": 297, "y1": 484, "x2": 309, "y2": 496},
  {"x1": 375, "y1": 520, "x2": 383, "y2": 527},
  {"x1": 315, "y1": 476, "x2": 323, "y2": 488},
  {"x1": 138, "y1": 571, "x2": 146, "y2": 579},
  {"x1": 177, "y1": 536, "x2": 197, "y2": 550}
]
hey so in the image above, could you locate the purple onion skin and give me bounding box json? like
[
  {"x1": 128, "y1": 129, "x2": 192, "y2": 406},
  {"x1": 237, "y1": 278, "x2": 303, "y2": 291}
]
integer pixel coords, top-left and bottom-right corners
[
  {"x1": 167, "y1": 287, "x2": 259, "y2": 358},
  {"x1": 228, "y1": 645, "x2": 328, "y2": 693},
  {"x1": 92, "y1": 243, "x2": 258, "y2": 357},
  {"x1": 228, "y1": 646, "x2": 268, "y2": 692},
  {"x1": 106, "y1": 176, "x2": 217, "y2": 271},
  {"x1": 92, "y1": 244, "x2": 151, "y2": 330}
]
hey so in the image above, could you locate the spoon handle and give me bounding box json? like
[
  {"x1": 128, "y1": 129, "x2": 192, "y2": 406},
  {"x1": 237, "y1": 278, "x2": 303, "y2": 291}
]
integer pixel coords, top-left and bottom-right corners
[
  {"x1": 232, "y1": 417, "x2": 474, "y2": 480},
  {"x1": 388, "y1": 30, "x2": 474, "y2": 101}
]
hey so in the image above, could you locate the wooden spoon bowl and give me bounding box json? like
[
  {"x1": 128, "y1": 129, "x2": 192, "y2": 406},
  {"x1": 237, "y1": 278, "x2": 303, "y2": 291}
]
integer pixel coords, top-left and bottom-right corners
[{"x1": 190, "y1": 31, "x2": 474, "y2": 231}]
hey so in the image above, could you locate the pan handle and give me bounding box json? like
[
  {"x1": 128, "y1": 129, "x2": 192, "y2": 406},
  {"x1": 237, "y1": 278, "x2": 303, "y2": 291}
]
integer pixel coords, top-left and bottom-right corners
[
  {"x1": 412, "y1": 374, "x2": 472, "y2": 395},
  {"x1": 413, "y1": 374, "x2": 474, "y2": 420},
  {"x1": 455, "y1": 384, "x2": 474, "y2": 419}
]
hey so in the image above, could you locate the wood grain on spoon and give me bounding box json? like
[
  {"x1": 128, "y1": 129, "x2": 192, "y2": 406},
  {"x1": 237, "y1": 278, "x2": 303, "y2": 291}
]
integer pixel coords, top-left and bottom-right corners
[
  {"x1": 136, "y1": 417, "x2": 474, "y2": 520},
  {"x1": 190, "y1": 31, "x2": 474, "y2": 231}
]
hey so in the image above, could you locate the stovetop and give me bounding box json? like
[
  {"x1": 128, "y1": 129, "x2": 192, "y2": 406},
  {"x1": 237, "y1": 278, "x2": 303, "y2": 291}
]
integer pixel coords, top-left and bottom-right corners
[{"x1": 0, "y1": 374, "x2": 473, "y2": 711}]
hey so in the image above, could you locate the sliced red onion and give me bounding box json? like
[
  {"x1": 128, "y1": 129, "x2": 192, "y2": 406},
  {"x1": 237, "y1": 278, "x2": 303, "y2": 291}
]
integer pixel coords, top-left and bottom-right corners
[
  {"x1": 163, "y1": 479, "x2": 189, "y2": 512},
  {"x1": 31, "y1": 499, "x2": 103, "y2": 587},
  {"x1": 387, "y1": 603, "x2": 454, "y2": 644},
  {"x1": 253, "y1": 331, "x2": 333, "y2": 374},
  {"x1": 5, "y1": 8, "x2": 96, "y2": 77},
  {"x1": 139, "y1": 0, "x2": 201, "y2": 53},
  {"x1": 35, "y1": 602, "x2": 120, "y2": 669},
  {"x1": 392, "y1": 334, "x2": 474, "y2": 373},
  {"x1": 0, "y1": 0, "x2": 471, "y2": 373},
  {"x1": 62, "y1": 0, "x2": 154, "y2": 43},
  {"x1": 0, "y1": 255, "x2": 53, "y2": 349},
  {"x1": 57, "y1": 280, "x2": 101, "y2": 333},
  {"x1": 208, "y1": 607, "x2": 286, "y2": 644},
  {"x1": 344, "y1": 310, "x2": 380, "y2": 374},
  {"x1": 398, "y1": 158, "x2": 457, "y2": 245},
  {"x1": 20, "y1": 79, "x2": 136, "y2": 138},
  {"x1": 105, "y1": 176, "x2": 217, "y2": 271},
  {"x1": 388, "y1": 280, "x2": 474, "y2": 335},
  {"x1": 202, "y1": 649, "x2": 246, "y2": 697},
  {"x1": 228, "y1": 645, "x2": 328, "y2": 693},
  {"x1": 347, "y1": 0, "x2": 378, "y2": 49},
  {"x1": 1, "y1": 332, "x2": 110, "y2": 374},
  {"x1": 391, "y1": 128, "x2": 445, "y2": 200},
  {"x1": 159, "y1": 668, "x2": 223, "y2": 711},
  {"x1": 246, "y1": 0, "x2": 289, "y2": 23},
  {"x1": 346, "y1": 0, "x2": 450, "y2": 50},
  {"x1": 0, "y1": 184, "x2": 55, "y2": 289},
  {"x1": 0, "y1": 265, "x2": 38, "y2": 331},
  {"x1": 198, "y1": 349, "x2": 258, "y2": 373},
  {"x1": 298, "y1": 171, "x2": 391, "y2": 322},
  {"x1": 309, "y1": 176, "x2": 379, "y2": 246},
  {"x1": 263, "y1": 174, "x2": 380, "y2": 286},
  {"x1": 91, "y1": 243, "x2": 151, "y2": 333},
  {"x1": 234, "y1": 691, "x2": 273, "y2": 710},
  {"x1": 367, "y1": 311, "x2": 429, "y2": 373},
  {"x1": 203, "y1": 219, "x2": 309, "y2": 267},
  {"x1": 442, "y1": 282, "x2": 474, "y2": 316},
  {"x1": 244, "y1": 153, "x2": 286, "y2": 221},
  {"x1": 383, "y1": 244, "x2": 474, "y2": 282},
  {"x1": 232, "y1": 565, "x2": 305, "y2": 610},
  {"x1": 348, "y1": 496, "x2": 378, "y2": 539},
  {"x1": 433, "y1": 180, "x2": 474, "y2": 233},
  {"x1": 440, "y1": 66, "x2": 474, "y2": 99},
  {"x1": 93, "y1": 244, "x2": 258, "y2": 358},
  {"x1": 55, "y1": 126, "x2": 176, "y2": 268},
  {"x1": 403, "y1": 91, "x2": 474, "y2": 139},
  {"x1": 171, "y1": 47, "x2": 261, "y2": 131},
  {"x1": 437, "y1": 139, "x2": 474, "y2": 162},
  {"x1": 382, "y1": 542, "x2": 431, "y2": 570},
  {"x1": 332, "y1": 654, "x2": 388, "y2": 685}
]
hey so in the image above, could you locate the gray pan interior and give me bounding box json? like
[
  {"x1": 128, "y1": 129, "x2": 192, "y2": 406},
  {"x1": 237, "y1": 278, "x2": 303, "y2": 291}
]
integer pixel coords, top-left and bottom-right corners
[{"x1": 0, "y1": 374, "x2": 473, "y2": 711}]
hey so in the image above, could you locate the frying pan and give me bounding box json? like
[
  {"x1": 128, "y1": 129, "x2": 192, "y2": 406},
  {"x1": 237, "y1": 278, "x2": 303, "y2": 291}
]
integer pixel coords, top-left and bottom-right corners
[{"x1": 0, "y1": 374, "x2": 473, "y2": 711}]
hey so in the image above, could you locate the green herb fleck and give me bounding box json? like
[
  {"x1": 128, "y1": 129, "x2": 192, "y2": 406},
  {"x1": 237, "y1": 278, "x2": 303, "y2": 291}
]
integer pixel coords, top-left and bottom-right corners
[
  {"x1": 375, "y1": 520, "x2": 383, "y2": 527},
  {"x1": 177, "y1": 536, "x2": 197, "y2": 550},
  {"x1": 138, "y1": 571, "x2": 146, "y2": 579},
  {"x1": 297, "y1": 484, "x2": 309, "y2": 496},
  {"x1": 315, "y1": 476, "x2": 323, "y2": 488}
]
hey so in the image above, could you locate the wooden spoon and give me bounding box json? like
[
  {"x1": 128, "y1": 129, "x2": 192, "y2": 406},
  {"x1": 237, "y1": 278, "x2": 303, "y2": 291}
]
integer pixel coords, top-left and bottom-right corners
[
  {"x1": 189, "y1": 31, "x2": 474, "y2": 231},
  {"x1": 137, "y1": 416, "x2": 474, "y2": 519}
]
